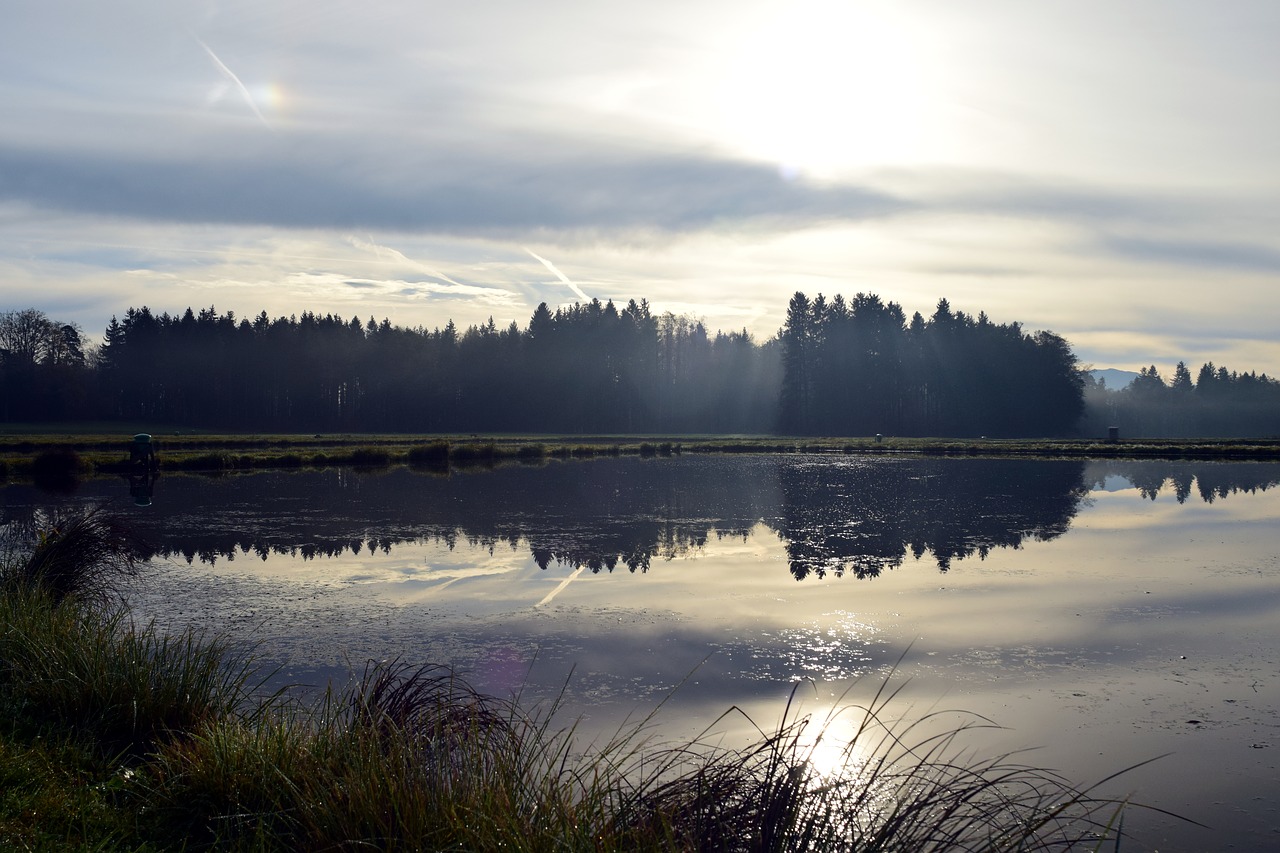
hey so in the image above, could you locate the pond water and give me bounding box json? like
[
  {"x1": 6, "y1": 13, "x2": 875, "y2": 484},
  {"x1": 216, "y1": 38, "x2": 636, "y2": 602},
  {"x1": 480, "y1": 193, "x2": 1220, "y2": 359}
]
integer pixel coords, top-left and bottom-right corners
[{"x1": 4, "y1": 455, "x2": 1280, "y2": 850}]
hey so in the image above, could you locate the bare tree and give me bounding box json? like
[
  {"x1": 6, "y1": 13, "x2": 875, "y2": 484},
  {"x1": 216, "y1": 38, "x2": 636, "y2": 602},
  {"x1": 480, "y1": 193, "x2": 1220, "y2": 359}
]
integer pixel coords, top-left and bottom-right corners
[{"x1": 0, "y1": 308, "x2": 56, "y2": 367}]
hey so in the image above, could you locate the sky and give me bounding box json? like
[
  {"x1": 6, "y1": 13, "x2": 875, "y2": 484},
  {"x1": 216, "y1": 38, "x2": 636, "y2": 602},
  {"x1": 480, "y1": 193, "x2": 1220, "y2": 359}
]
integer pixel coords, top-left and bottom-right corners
[{"x1": 3, "y1": 0, "x2": 1278, "y2": 375}]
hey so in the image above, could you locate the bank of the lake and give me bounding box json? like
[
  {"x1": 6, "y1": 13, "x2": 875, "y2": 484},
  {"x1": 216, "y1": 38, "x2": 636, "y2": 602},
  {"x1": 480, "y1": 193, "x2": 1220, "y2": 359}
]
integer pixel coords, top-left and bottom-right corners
[{"x1": 4, "y1": 430, "x2": 1280, "y2": 482}]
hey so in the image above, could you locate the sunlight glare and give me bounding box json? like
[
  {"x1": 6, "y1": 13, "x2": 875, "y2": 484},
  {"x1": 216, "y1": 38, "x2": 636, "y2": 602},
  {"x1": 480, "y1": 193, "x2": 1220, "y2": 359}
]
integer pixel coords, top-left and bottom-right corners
[
  {"x1": 799, "y1": 712, "x2": 871, "y2": 784},
  {"x1": 252, "y1": 82, "x2": 286, "y2": 113},
  {"x1": 711, "y1": 1, "x2": 937, "y2": 178}
]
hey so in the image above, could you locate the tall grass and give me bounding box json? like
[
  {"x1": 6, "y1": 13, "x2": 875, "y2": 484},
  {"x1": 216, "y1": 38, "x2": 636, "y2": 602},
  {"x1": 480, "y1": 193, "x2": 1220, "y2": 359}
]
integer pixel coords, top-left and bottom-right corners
[
  {"x1": 406, "y1": 439, "x2": 450, "y2": 466},
  {"x1": 140, "y1": 661, "x2": 1156, "y2": 852},
  {"x1": 0, "y1": 509, "x2": 261, "y2": 758},
  {"x1": 0, "y1": 512, "x2": 1170, "y2": 850},
  {"x1": 0, "y1": 587, "x2": 257, "y2": 754},
  {"x1": 4, "y1": 507, "x2": 148, "y2": 604}
]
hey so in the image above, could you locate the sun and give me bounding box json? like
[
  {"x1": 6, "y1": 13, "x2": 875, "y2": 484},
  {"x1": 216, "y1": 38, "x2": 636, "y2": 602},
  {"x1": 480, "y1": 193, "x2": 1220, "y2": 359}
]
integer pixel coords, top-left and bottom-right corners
[{"x1": 709, "y1": 1, "x2": 938, "y2": 179}]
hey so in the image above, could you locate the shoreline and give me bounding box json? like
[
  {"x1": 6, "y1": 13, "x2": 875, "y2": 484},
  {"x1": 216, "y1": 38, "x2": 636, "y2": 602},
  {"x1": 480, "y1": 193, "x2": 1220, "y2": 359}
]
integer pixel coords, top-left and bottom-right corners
[{"x1": 5, "y1": 431, "x2": 1280, "y2": 481}]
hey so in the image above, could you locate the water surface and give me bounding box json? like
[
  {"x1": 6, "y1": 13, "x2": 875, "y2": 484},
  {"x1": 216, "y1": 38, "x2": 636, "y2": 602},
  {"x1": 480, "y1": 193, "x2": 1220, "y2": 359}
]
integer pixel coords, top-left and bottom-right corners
[{"x1": 5, "y1": 455, "x2": 1279, "y2": 850}]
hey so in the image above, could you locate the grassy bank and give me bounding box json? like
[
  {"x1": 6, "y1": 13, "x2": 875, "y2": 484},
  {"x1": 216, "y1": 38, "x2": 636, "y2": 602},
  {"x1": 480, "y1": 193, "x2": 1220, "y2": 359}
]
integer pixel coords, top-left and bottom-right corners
[
  {"x1": 0, "y1": 511, "x2": 1162, "y2": 851},
  {"x1": 4, "y1": 429, "x2": 1280, "y2": 483}
]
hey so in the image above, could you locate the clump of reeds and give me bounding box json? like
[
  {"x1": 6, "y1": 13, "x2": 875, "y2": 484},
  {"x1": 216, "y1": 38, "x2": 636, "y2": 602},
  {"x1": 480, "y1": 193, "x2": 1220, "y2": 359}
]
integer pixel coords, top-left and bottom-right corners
[
  {"x1": 638, "y1": 442, "x2": 680, "y2": 457},
  {"x1": 0, "y1": 587, "x2": 258, "y2": 753},
  {"x1": 516, "y1": 443, "x2": 548, "y2": 462},
  {"x1": 141, "y1": 658, "x2": 546, "y2": 849},
  {"x1": 137, "y1": 659, "x2": 1160, "y2": 852},
  {"x1": 340, "y1": 446, "x2": 392, "y2": 467},
  {"x1": 597, "y1": 674, "x2": 1155, "y2": 852},
  {"x1": 450, "y1": 442, "x2": 498, "y2": 465},
  {"x1": 0, "y1": 509, "x2": 259, "y2": 755},
  {"x1": 29, "y1": 448, "x2": 87, "y2": 491},
  {"x1": 407, "y1": 440, "x2": 450, "y2": 466},
  {"x1": 171, "y1": 450, "x2": 234, "y2": 472},
  {"x1": 270, "y1": 452, "x2": 306, "y2": 468},
  {"x1": 349, "y1": 658, "x2": 509, "y2": 744},
  {"x1": 2, "y1": 508, "x2": 148, "y2": 605}
]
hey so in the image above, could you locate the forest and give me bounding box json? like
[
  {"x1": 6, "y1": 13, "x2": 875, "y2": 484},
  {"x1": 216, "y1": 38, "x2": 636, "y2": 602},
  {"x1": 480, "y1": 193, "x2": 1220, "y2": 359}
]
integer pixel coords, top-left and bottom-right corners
[{"x1": 1, "y1": 295, "x2": 1278, "y2": 438}]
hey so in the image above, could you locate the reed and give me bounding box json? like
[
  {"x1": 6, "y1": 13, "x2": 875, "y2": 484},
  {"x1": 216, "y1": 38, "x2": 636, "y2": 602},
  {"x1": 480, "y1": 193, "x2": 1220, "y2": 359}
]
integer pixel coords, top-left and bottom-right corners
[
  {"x1": 0, "y1": 587, "x2": 258, "y2": 756},
  {"x1": 3, "y1": 507, "x2": 147, "y2": 605},
  {"x1": 338, "y1": 446, "x2": 393, "y2": 467},
  {"x1": 450, "y1": 442, "x2": 498, "y2": 464},
  {"x1": 139, "y1": 660, "x2": 1158, "y2": 851},
  {"x1": 407, "y1": 439, "x2": 450, "y2": 466},
  {"x1": 515, "y1": 443, "x2": 548, "y2": 461}
]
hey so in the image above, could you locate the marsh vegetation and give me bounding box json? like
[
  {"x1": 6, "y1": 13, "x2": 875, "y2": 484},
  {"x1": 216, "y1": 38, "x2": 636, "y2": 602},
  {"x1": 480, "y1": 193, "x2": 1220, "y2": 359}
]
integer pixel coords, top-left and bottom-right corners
[{"x1": 4, "y1": 431, "x2": 1280, "y2": 487}]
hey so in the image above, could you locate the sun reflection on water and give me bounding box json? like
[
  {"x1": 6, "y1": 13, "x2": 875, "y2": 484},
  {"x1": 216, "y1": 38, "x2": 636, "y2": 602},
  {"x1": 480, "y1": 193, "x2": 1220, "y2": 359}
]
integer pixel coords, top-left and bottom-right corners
[{"x1": 752, "y1": 611, "x2": 885, "y2": 683}]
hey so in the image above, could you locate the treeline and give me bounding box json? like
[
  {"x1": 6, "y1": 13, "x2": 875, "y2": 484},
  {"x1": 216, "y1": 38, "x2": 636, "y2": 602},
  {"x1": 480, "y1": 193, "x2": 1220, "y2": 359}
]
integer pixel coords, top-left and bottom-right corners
[
  {"x1": 778, "y1": 293, "x2": 1084, "y2": 436},
  {"x1": 5, "y1": 296, "x2": 1278, "y2": 437},
  {"x1": 1081, "y1": 361, "x2": 1280, "y2": 438},
  {"x1": 5, "y1": 301, "x2": 779, "y2": 434}
]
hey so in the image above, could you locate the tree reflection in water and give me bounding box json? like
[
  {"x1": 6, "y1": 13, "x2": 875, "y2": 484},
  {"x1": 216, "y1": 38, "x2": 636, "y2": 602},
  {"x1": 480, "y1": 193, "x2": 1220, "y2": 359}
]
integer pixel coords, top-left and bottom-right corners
[{"x1": 3, "y1": 457, "x2": 1280, "y2": 580}]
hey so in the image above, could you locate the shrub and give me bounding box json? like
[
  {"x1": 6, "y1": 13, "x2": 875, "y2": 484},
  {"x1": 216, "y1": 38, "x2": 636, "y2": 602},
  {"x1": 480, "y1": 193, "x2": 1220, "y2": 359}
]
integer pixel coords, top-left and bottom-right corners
[
  {"x1": 344, "y1": 447, "x2": 391, "y2": 467},
  {"x1": 407, "y1": 440, "x2": 450, "y2": 466},
  {"x1": 30, "y1": 449, "x2": 85, "y2": 492},
  {"x1": 515, "y1": 444, "x2": 548, "y2": 461},
  {"x1": 451, "y1": 442, "x2": 497, "y2": 464}
]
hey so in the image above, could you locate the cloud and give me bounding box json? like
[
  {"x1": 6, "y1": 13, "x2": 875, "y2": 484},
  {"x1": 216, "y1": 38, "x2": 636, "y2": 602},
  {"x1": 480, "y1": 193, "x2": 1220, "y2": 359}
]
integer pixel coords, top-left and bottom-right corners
[
  {"x1": 0, "y1": 136, "x2": 907, "y2": 237},
  {"x1": 287, "y1": 271, "x2": 519, "y2": 307},
  {"x1": 396, "y1": 281, "x2": 522, "y2": 306},
  {"x1": 7, "y1": 126, "x2": 1269, "y2": 266},
  {"x1": 1102, "y1": 236, "x2": 1280, "y2": 274}
]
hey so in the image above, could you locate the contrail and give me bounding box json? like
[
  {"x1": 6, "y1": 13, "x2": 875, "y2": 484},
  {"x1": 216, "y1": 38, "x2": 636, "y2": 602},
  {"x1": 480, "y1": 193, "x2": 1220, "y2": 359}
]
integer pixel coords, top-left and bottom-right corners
[
  {"x1": 525, "y1": 248, "x2": 590, "y2": 302},
  {"x1": 198, "y1": 37, "x2": 272, "y2": 130},
  {"x1": 350, "y1": 235, "x2": 467, "y2": 287},
  {"x1": 535, "y1": 566, "x2": 585, "y2": 608}
]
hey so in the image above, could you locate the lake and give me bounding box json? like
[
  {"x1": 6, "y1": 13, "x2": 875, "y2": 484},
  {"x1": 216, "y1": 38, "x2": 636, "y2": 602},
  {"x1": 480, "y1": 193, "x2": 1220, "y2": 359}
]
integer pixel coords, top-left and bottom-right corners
[{"x1": 4, "y1": 454, "x2": 1279, "y2": 850}]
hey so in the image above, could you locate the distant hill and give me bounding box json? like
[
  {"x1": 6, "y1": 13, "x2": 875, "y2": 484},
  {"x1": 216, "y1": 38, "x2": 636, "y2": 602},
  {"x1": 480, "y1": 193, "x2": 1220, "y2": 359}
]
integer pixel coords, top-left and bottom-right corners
[{"x1": 1090, "y1": 368, "x2": 1139, "y2": 389}]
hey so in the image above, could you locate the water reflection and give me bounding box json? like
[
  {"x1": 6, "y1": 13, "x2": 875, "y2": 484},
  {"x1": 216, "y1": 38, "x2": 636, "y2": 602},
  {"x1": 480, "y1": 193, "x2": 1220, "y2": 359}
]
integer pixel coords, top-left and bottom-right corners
[
  {"x1": 1089, "y1": 458, "x2": 1280, "y2": 503},
  {"x1": 4, "y1": 457, "x2": 1279, "y2": 582},
  {"x1": 777, "y1": 458, "x2": 1088, "y2": 578},
  {"x1": 126, "y1": 471, "x2": 158, "y2": 507}
]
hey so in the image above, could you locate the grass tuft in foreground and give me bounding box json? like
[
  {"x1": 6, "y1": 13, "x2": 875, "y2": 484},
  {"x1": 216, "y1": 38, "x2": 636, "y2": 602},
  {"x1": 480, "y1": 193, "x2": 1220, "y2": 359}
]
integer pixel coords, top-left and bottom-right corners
[
  {"x1": 5, "y1": 507, "x2": 148, "y2": 605},
  {"x1": 0, "y1": 511, "x2": 1175, "y2": 850}
]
